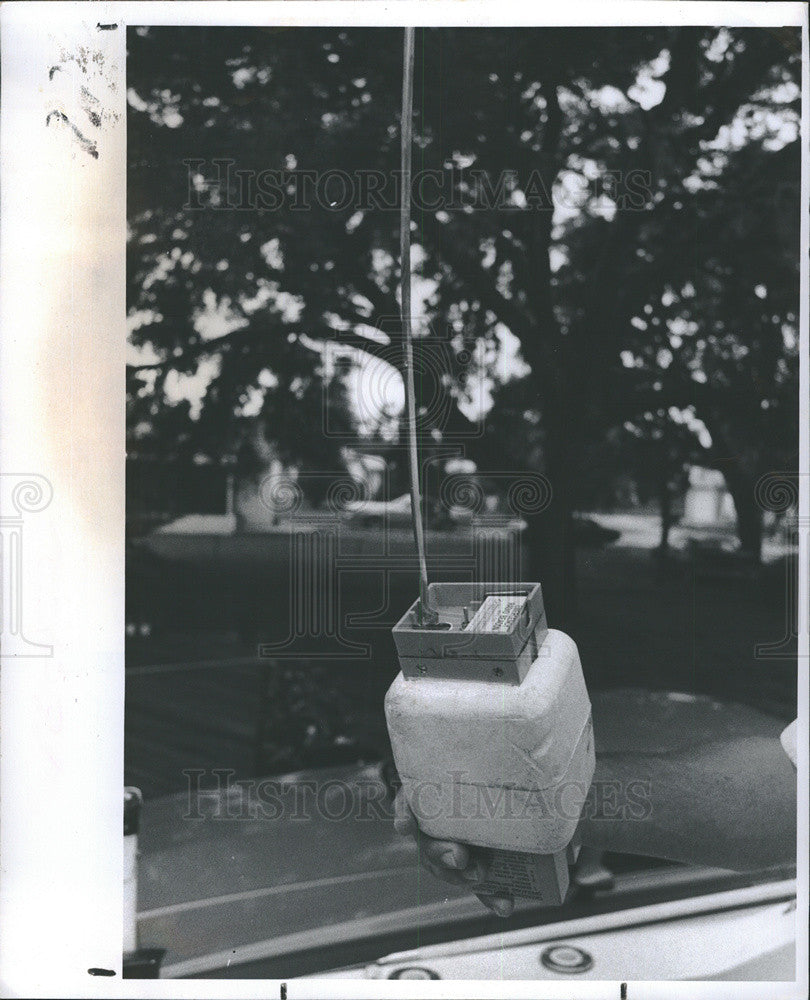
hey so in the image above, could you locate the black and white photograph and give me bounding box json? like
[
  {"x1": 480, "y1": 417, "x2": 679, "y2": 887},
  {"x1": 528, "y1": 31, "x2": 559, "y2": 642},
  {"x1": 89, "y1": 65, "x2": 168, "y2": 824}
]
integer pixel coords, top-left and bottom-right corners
[{"x1": 0, "y1": 2, "x2": 807, "y2": 996}]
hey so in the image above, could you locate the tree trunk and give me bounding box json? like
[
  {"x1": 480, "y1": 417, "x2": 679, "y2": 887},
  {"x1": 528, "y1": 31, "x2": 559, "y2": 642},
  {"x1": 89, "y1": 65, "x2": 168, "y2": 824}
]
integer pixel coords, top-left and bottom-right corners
[
  {"x1": 657, "y1": 479, "x2": 673, "y2": 555},
  {"x1": 723, "y1": 466, "x2": 763, "y2": 560},
  {"x1": 525, "y1": 495, "x2": 579, "y2": 635},
  {"x1": 518, "y1": 337, "x2": 580, "y2": 637},
  {"x1": 516, "y1": 75, "x2": 581, "y2": 640},
  {"x1": 522, "y1": 394, "x2": 580, "y2": 640}
]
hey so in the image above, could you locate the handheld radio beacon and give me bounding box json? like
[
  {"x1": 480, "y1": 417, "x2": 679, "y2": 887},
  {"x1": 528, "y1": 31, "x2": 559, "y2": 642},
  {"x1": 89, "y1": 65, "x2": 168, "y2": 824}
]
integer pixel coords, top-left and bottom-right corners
[{"x1": 384, "y1": 28, "x2": 595, "y2": 905}]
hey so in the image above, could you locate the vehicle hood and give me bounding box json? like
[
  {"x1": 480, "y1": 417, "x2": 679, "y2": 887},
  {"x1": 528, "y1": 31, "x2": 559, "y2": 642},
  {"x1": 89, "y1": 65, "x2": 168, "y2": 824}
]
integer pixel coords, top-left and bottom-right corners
[{"x1": 136, "y1": 689, "x2": 791, "y2": 977}]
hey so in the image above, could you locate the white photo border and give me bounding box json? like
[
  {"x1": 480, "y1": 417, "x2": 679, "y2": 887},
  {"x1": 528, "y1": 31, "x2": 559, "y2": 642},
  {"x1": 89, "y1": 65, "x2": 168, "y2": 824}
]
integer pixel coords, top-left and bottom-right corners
[{"x1": 0, "y1": 2, "x2": 806, "y2": 998}]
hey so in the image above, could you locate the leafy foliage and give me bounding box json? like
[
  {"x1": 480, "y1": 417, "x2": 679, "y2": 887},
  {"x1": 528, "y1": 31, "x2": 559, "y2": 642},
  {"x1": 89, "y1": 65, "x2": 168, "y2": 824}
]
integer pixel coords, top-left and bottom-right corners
[{"x1": 127, "y1": 25, "x2": 801, "y2": 585}]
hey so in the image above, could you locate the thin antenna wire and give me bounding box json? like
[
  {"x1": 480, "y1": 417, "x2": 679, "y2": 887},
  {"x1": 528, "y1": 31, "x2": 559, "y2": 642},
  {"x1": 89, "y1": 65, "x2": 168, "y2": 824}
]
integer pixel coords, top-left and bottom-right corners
[{"x1": 400, "y1": 26, "x2": 436, "y2": 626}]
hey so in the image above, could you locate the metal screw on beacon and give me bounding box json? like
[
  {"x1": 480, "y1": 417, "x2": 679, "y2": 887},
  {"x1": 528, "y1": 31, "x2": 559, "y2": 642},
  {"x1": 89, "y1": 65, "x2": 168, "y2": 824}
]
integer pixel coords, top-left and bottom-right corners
[{"x1": 384, "y1": 27, "x2": 595, "y2": 906}]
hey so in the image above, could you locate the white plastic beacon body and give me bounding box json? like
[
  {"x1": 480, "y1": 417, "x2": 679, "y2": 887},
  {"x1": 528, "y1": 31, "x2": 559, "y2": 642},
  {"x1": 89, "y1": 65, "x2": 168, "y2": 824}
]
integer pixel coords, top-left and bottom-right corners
[{"x1": 385, "y1": 628, "x2": 595, "y2": 855}]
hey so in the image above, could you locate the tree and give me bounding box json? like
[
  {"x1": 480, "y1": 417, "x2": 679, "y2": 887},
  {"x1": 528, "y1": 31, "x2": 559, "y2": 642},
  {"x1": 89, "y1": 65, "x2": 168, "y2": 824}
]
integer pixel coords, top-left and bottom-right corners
[
  {"x1": 549, "y1": 27, "x2": 800, "y2": 559},
  {"x1": 127, "y1": 25, "x2": 801, "y2": 634}
]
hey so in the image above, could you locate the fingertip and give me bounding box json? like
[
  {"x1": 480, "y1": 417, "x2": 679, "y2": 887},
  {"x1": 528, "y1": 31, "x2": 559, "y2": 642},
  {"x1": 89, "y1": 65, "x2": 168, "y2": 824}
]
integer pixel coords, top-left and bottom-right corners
[
  {"x1": 393, "y1": 813, "x2": 412, "y2": 836},
  {"x1": 477, "y1": 893, "x2": 514, "y2": 918},
  {"x1": 422, "y1": 859, "x2": 468, "y2": 886},
  {"x1": 393, "y1": 792, "x2": 417, "y2": 837},
  {"x1": 424, "y1": 838, "x2": 461, "y2": 869},
  {"x1": 442, "y1": 842, "x2": 470, "y2": 871}
]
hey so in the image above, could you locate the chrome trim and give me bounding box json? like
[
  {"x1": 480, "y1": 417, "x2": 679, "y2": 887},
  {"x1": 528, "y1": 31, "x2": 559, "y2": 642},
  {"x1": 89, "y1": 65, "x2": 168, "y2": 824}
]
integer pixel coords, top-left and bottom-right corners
[
  {"x1": 157, "y1": 870, "x2": 795, "y2": 979},
  {"x1": 371, "y1": 878, "x2": 797, "y2": 967}
]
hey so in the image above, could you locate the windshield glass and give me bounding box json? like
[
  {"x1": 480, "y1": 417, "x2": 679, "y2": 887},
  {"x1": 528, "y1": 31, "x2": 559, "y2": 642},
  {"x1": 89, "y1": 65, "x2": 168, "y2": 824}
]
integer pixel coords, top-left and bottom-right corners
[{"x1": 125, "y1": 21, "x2": 800, "y2": 983}]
